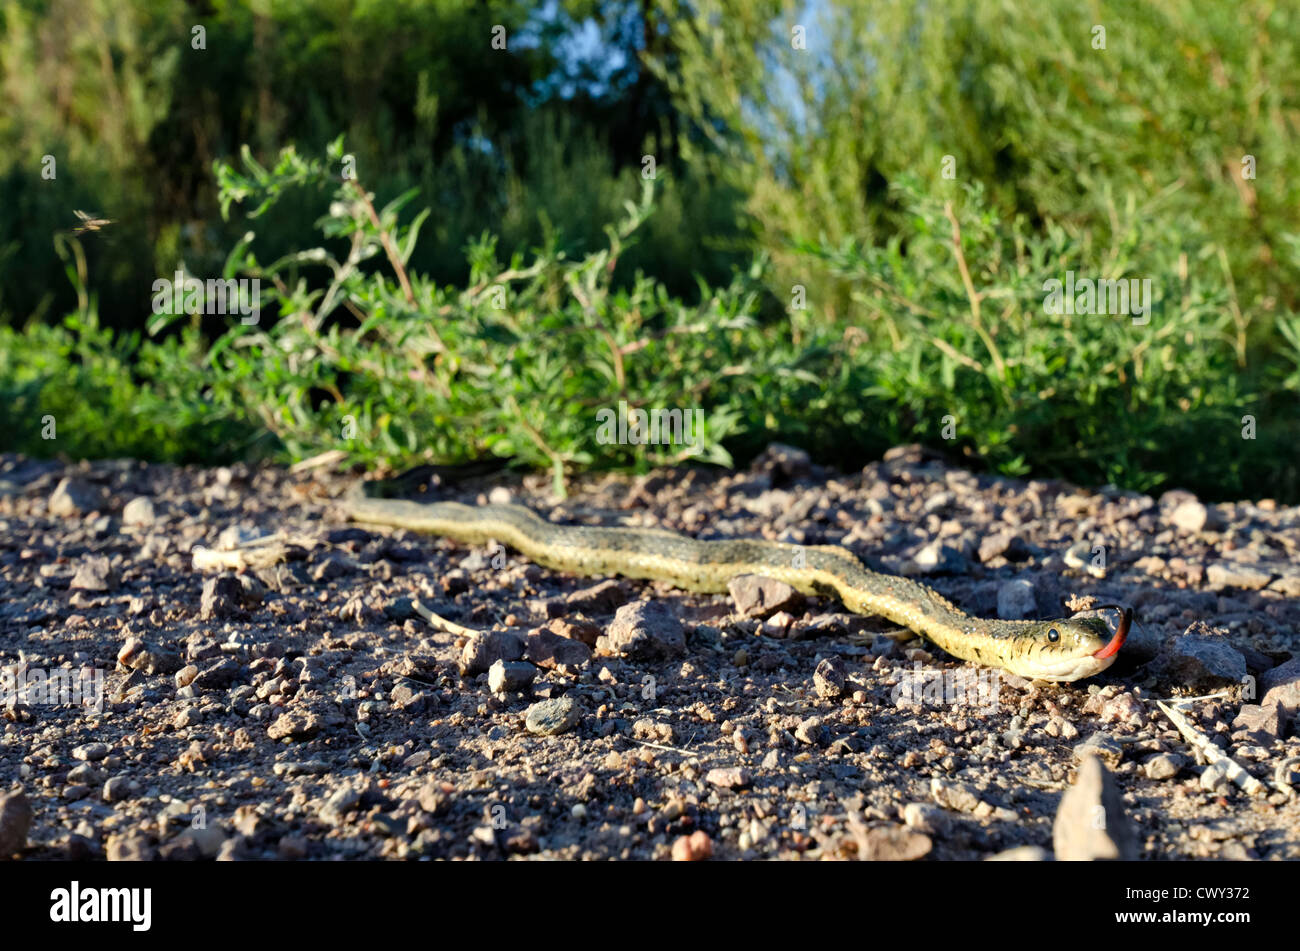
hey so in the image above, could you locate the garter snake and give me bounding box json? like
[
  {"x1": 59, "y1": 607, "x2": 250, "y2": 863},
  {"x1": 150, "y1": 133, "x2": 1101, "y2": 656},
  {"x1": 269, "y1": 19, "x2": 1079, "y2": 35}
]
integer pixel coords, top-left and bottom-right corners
[{"x1": 343, "y1": 492, "x2": 1129, "y2": 682}]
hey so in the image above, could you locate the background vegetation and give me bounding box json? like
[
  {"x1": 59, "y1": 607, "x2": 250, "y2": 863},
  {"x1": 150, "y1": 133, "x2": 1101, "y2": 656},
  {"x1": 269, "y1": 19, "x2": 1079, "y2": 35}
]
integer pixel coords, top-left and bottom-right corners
[{"x1": 2, "y1": 0, "x2": 1298, "y2": 500}]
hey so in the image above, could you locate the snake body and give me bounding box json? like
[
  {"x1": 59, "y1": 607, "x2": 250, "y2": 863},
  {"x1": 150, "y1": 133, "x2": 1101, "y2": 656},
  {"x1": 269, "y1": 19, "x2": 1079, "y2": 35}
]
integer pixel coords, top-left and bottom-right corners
[{"x1": 344, "y1": 495, "x2": 1128, "y2": 682}]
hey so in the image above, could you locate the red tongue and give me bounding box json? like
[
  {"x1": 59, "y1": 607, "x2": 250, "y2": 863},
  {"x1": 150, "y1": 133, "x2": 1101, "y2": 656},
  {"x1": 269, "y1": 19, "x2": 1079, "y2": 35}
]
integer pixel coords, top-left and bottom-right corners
[{"x1": 1093, "y1": 608, "x2": 1132, "y2": 659}]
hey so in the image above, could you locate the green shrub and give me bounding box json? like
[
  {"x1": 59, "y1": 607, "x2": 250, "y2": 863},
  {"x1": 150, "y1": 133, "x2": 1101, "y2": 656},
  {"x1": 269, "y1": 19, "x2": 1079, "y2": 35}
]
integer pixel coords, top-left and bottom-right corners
[{"x1": 6, "y1": 141, "x2": 1296, "y2": 503}]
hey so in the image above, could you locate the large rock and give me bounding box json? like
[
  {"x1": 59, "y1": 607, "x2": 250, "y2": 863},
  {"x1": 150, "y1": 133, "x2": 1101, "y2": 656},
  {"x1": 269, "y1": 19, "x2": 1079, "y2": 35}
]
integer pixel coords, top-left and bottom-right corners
[
  {"x1": 859, "y1": 824, "x2": 932, "y2": 861},
  {"x1": 1167, "y1": 499, "x2": 1223, "y2": 533},
  {"x1": 458, "y1": 630, "x2": 525, "y2": 676},
  {"x1": 48, "y1": 478, "x2": 106, "y2": 517},
  {"x1": 565, "y1": 580, "x2": 630, "y2": 616},
  {"x1": 1258, "y1": 658, "x2": 1300, "y2": 734},
  {"x1": 524, "y1": 697, "x2": 582, "y2": 736},
  {"x1": 200, "y1": 575, "x2": 259, "y2": 620},
  {"x1": 1161, "y1": 633, "x2": 1247, "y2": 685},
  {"x1": 813, "y1": 658, "x2": 846, "y2": 699},
  {"x1": 1206, "y1": 562, "x2": 1273, "y2": 591},
  {"x1": 524, "y1": 627, "x2": 592, "y2": 669},
  {"x1": 978, "y1": 530, "x2": 1029, "y2": 563},
  {"x1": 997, "y1": 579, "x2": 1037, "y2": 620},
  {"x1": 1232, "y1": 701, "x2": 1284, "y2": 745},
  {"x1": 70, "y1": 556, "x2": 118, "y2": 592},
  {"x1": 728, "y1": 574, "x2": 805, "y2": 620},
  {"x1": 488, "y1": 660, "x2": 538, "y2": 694},
  {"x1": 603, "y1": 601, "x2": 686, "y2": 659},
  {"x1": 1053, "y1": 756, "x2": 1137, "y2": 860},
  {"x1": 0, "y1": 788, "x2": 32, "y2": 858},
  {"x1": 122, "y1": 496, "x2": 157, "y2": 527}
]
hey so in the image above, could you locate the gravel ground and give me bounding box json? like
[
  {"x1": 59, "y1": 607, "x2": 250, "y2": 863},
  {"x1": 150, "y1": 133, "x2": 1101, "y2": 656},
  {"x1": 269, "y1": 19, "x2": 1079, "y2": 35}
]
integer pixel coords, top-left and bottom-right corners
[{"x1": 2, "y1": 444, "x2": 1299, "y2": 861}]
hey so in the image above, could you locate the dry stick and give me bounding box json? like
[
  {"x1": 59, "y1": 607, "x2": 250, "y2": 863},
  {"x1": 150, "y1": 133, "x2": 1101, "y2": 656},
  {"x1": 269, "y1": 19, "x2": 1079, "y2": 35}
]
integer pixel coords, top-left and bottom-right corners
[
  {"x1": 289, "y1": 449, "x2": 349, "y2": 473},
  {"x1": 349, "y1": 179, "x2": 416, "y2": 307},
  {"x1": 629, "y1": 738, "x2": 695, "y2": 756},
  {"x1": 411, "y1": 599, "x2": 481, "y2": 639},
  {"x1": 346, "y1": 178, "x2": 454, "y2": 398},
  {"x1": 505, "y1": 393, "x2": 567, "y2": 478},
  {"x1": 942, "y1": 201, "x2": 1006, "y2": 379},
  {"x1": 191, "y1": 541, "x2": 289, "y2": 572},
  {"x1": 1154, "y1": 699, "x2": 1268, "y2": 797},
  {"x1": 927, "y1": 335, "x2": 986, "y2": 374}
]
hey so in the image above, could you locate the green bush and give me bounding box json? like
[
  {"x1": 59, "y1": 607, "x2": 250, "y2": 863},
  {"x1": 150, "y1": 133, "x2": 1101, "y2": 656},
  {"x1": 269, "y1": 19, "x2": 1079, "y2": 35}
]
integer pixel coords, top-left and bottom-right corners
[{"x1": 6, "y1": 141, "x2": 1297, "y2": 503}]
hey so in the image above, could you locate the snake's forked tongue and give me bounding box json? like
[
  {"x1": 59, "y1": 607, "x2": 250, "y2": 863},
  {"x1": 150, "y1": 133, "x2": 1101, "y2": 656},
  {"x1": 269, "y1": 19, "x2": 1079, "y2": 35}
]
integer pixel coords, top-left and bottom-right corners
[{"x1": 1093, "y1": 607, "x2": 1132, "y2": 659}]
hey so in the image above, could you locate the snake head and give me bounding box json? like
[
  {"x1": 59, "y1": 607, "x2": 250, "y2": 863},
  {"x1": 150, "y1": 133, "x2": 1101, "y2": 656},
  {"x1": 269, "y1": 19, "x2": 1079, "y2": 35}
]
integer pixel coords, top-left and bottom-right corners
[{"x1": 1011, "y1": 608, "x2": 1131, "y2": 682}]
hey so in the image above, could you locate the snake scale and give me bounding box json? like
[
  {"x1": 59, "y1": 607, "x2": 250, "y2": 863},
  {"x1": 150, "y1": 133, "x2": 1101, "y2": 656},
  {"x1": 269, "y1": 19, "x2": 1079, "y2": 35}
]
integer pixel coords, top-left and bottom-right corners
[{"x1": 343, "y1": 493, "x2": 1129, "y2": 682}]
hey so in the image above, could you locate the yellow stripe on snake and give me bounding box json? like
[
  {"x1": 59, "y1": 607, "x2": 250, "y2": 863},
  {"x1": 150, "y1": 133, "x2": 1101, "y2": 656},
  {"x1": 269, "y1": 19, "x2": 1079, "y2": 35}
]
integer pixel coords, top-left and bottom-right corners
[{"x1": 344, "y1": 495, "x2": 1129, "y2": 682}]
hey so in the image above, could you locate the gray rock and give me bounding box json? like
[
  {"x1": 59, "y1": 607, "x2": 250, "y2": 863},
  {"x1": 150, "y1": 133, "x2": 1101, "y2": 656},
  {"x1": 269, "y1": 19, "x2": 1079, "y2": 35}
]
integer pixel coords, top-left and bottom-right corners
[
  {"x1": 913, "y1": 541, "x2": 967, "y2": 574},
  {"x1": 794, "y1": 716, "x2": 825, "y2": 746},
  {"x1": 562, "y1": 579, "x2": 629, "y2": 616},
  {"x1": 48, "y1": 478, "x2": 105, "y2": 517},
  {"x1": 727, "y1": 575, "x2": 805, "y2": 619},
  {"x1": 311, "y1": 552, "x2": 358, "y2": 581},
  {"x1": 1206, "y1": 563, "x2": 1273, "y2": 591},
  {"x1": 1259, "y1": 658, "x2": 1300, "y2": 729},
  {"x1": 200, "y1": 575, "x2": 254, "y2": 620},
  {"x1": 978, "y1": 530, "x2": 1028, "y2": 563},
  {"x1": 1267, "y1": 573, "x2": 1300, "y2": 598},
  {"x1": 1168, "y1": 499, "x2": 1223, "y2": 533},
  {"x1": 1053, "y1": 756, "x2": 1137, "y2": 860},
  {"x1": 72, "y1": 742, "x2": 111, "y2": 762},
  {"x1": 0, "y1": 789, "x2": 32, "y2": 857},
  {"x1": 705, "y1": 767, "x2": 751, "y2": 789},
  {"x1": 116, "y1": 638, "x2": 182, "y2": 675},
  {"x1": 458, "y1": 630, "x2": 525, "y2": 676},
  {"x1": 106, "y1": 833, "x2": 156, "y2": 862},
  {"x1": 997, "y1": 578, "x2": 1037, "y2": 620},
  {"x1": 320, "y1": 786, "x2": 361, "y2": 824},
  {"x1": 604, "y1": 601, "x2": 686, "y2": 659},
  {"x1": 103, "y1": 777, "x2": 132, "y2": 802},
  {"x1": 901, "y1": 802, "x2": 948, "y2": 835},
  {"x1": 1143, "y1": 753, "x2": 1184, "y2": 780},
  {"x1": 383, "y1": 596, "x2": 416, "y2": 620},
  {"x1": 70, "y1": 555, "x2": 118, "y2": 592},
  {"x1": 813, "y1": 657, "x2": 846, "y2": 699},
  {"x1": 1163, "y1": 634, "x2": 1247, "y2": 684},
  {"x1": 488, "y1": 659, "x2": 538, "y2": 694},
  {"x1": 929, "y1": 778, "x2": 983, "y2": 813},
  {"x1": 122, "y1": 497, "x2": 156, "y2": 526},
  {"x1": 524, "y1": 628, "x2": 592, "y2": 669},
  {"x1": 524, "y1": 697, "x2": 582, "y2": 736},
  {"x1": 267, "y1": 711, "x2": 323, "y2": 741},
  {"x1": 1232, "y1": 701, "x2": 1283, "y2": 744},
  {"x1": 1073, "y1": 734, "x2": 1124, "y2": 768},
  {"x1": 389, "y1": 685, "x2": 427, "y2": 712},
  {"x1": 859, "y1": 824, "x2": 932, "y2": 861},
  {"x1": 192, "y1": 658, "x2": 243, "y2": 690},
  {"x1": 176, "y1": 825, "x2": 225, "y2": 859},
  {"x1": 1200, "y1": 763, "x2": 1230, "y2": 792}
]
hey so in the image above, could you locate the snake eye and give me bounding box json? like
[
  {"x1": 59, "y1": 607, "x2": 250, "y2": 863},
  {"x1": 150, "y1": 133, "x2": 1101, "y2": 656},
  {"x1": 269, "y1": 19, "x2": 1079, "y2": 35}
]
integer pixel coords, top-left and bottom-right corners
[{"x1": 1048, "y1": 628, "x2": 1060, "y2": 642}]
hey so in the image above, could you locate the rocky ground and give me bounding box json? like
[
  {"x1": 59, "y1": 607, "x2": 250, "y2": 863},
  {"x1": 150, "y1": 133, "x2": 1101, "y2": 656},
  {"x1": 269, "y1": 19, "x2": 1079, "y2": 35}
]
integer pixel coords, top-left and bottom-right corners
[{"x1": 1, "y1": 444, "x2": 1298, "y2": 861}]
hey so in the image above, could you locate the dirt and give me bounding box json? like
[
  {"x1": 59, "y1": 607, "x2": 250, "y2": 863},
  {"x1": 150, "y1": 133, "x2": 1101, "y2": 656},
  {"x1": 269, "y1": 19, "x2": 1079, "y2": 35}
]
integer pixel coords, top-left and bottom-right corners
[{"x1": 2, "y1": 444, "x2": 1298, "y2": 861}]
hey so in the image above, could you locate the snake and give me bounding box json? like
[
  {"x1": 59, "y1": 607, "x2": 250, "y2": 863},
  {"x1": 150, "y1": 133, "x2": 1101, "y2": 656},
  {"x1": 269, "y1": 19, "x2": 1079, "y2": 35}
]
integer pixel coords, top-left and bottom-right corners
[{"x1": 342, "y1": 492, "x2": 1129, "y2": 682}]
